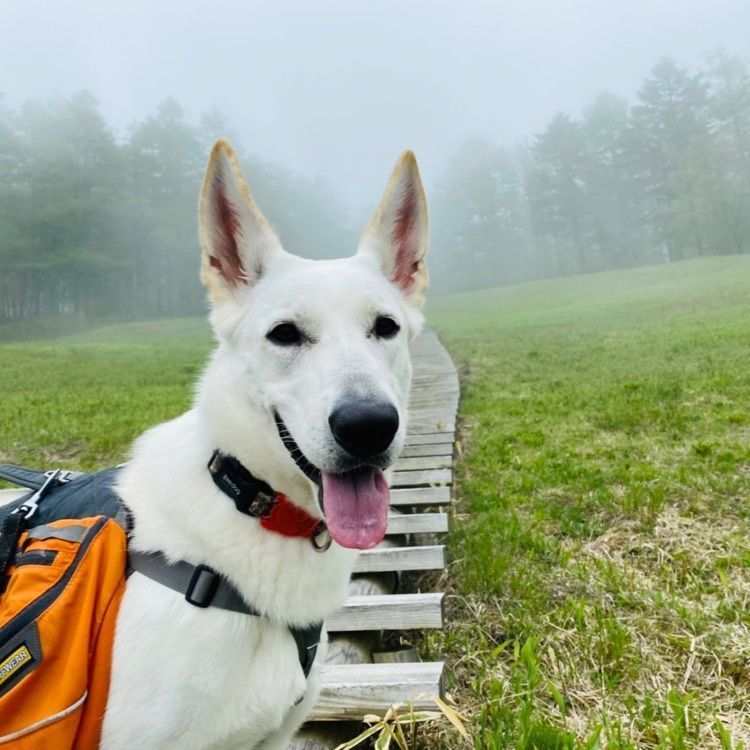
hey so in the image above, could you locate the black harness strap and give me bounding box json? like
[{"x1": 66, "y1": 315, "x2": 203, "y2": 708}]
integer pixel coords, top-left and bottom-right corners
[
  {"x1": 292, "y1": 621, "x2": 322, "y2": 679},
  {"x1": 0, "y1": 466, "x2": 82, "y2": 492},
  {"x1": 128, "y1": 551, "x2": 258, "y2": 614},
  {"x1": 0, "y1": 512, "x2": 26, "y2": 587}
]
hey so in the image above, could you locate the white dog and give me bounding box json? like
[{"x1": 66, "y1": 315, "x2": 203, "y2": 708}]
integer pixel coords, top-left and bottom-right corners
[{"x1": 100, "y1": 140, "x2": 429, "y2": 749}]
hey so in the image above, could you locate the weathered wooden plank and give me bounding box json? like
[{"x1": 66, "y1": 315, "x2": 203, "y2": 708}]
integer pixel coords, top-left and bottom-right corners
[
  {"x1": 353, "y1": 545, "x2": 445, "y2": 573},
  {"x1": 409, "y1": 385, "x2": 456, "y2": 396},
  {"x1": 392, "y1": 468, "x2": 452, "y2": 487},
  {"x1": 410, "y1": 415, "x2": 457, "y2": 425},
  {"x1": 386, "y1": 512, "x2": 448, "y2": 535},
  {"x1": 412, "y1": 375, "x2": 456, "y2": 387},
  {"x1": 403, "y1": 432, "x2": 455, "y2": 446},
  {"x1": 408, "y1": 407, "x2": 457, "y2": 418},
  {"x1": 407, "y1": 419, "x2": 456, "y2": 434},
  {"x1": 327, "y1": 593, "x2": 444, "y2": 632},
  {"x1": 409, "y1": 400, "x2": 458, "y2": 410},
  {"x1": 310, "y1": 662, "x2": 444, "y2": 721},
  {"x1": 411, "y1": 367, "x2": 455, "y2": 377},
  {"x1": 409, "y1": 390, "x2": 459, "y2": 402},
  {"x1": 413, "y1": 393, "x2": 455, "y2": 403},
  {"x1": 411, "y1": 367, "x2": 455, "y2": 376},
  {"x1": 408, "y1": 409, "x2": 457, "y2": 421},
  {"x1": 410, "y1": 377, "x2": 457, "y2": 387},
  {"x1": 399, "y1": 443, "x2": 453, "y2": 458},
  {"x1": 410, "y1": 383, "x2": 458, "y2": 394},
  {"x1": 390, "y1": 486, "x2": 451, "y2": 506},
  {"x1": 411, "y1": 400, "x2": 455, "y2": 411},
  {"x1": 411, "y1": 370, "x2": 456, "y2": 379},
  {"x1": 395, "y1": 455, "x2": 452, "y2": 471},
  {"x1": 411, "y1": 369, "x2": 457, "y2": 381},
  {"x1": 408, "y1": 412, "x2": 457, "y2": 424},
  {"x1": 412, "y1": 349, "x2": 456, "y2": 366},
  {"x1": 408, "y1": 406, "x2": 457, "y2": 416}
]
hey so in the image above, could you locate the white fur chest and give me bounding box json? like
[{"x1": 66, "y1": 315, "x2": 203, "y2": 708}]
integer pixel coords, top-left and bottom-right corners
[{"x1": 101, "y1": 575, "x2": 324, "y2": 749}]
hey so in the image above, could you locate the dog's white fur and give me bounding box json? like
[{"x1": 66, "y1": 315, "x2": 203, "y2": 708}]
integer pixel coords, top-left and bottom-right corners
[{"x1": 100, "y1": 140, "x2": 428, "y2": 749}]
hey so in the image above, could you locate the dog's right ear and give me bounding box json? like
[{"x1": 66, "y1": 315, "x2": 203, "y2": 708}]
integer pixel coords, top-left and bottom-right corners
[{"x1": 199, "y1": 139, "x2": 281, "y2": 306}]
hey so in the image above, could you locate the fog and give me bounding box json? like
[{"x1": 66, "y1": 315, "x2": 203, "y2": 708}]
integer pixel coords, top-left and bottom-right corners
[
  {"x1": 1, "y1": 0, "x2": 749, "y2": 321},
  {"x1": 3, "y1": 0, "x2": 748, "y2": 205}
]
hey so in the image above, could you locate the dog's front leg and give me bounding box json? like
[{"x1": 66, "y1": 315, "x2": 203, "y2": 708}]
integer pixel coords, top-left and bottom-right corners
[{"x1": 257, "y1": 667, "x2": 322, "y2": 750}]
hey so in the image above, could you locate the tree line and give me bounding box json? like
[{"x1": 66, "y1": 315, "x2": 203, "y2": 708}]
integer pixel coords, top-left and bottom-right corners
[
  {"x1": 0, "y1": 95, "x2": 354, "y2": 321},
  {"x1": 430, "y1": 50, "x2": 750, "y2": 292},
  {"x1": 1, "y1": 49, "x2": 749, "y2": 322}
]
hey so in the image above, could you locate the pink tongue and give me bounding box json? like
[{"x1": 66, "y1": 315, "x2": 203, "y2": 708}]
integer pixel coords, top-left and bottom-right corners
[{"x1": 322, "y1": 467, "x2": 390, "y2": 550}]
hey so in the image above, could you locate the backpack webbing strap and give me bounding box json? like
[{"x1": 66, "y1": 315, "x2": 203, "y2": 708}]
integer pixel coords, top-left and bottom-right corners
[
  {"x1": 127, "y1": 551, "x2": 322, "y2": 678},
  {"x1": 0, "y1": 465, "x2": 83, "y2": 491},
  {"x1": 0, "y1": 513, "x2": 26, "y2": 584},
  {"x1": 0, "y1": 465, "x2": 49, "y2": 491}
]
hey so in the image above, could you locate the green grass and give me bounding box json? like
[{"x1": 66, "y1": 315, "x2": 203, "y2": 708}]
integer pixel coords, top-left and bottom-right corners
[
  {"x1": 1, "y1": 255, "x2": 749, "y2": 747},
  {"x1": 0, "y1": 318, "x2": 213, "y2": 469},
  {"x1": 423, "y1": 255, "x2": 750, "y2": 748}
]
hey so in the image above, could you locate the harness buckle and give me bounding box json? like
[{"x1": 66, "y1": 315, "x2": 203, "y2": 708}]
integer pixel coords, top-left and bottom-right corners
[
  {"x1": 15, "y1": 469, "x2": 62, "y2": 521},
  {"x1": 185, "y1": 564, "x2": 220, "y2": 608},
  {"x1": 45, "y1": 469, "x2": 76, "y2": 484},
  {"x1": 246, "y1": 491, "x2": 276, "y2": 519}
]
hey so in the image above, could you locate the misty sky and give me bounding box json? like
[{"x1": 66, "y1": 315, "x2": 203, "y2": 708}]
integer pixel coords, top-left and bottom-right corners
[{"x1": 2, "y1": 0, "x2": 749, "y2": 214}]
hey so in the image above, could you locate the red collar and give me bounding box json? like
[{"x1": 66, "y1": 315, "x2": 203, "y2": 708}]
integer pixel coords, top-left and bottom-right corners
[
  {"x1": 260, "y1": 493, "x2": 323, "y2": 539},
  {"x1": 208, "y1": 450, "x2": 327, "y2": 545}
]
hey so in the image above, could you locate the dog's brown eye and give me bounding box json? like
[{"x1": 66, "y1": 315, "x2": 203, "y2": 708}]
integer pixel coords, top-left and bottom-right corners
[
  {"x1": 374, "y1": 316, "x2": 400, "y2": 338},
  {"x1": 267, "y1": 323, "x2": 302, "y2": 346}
]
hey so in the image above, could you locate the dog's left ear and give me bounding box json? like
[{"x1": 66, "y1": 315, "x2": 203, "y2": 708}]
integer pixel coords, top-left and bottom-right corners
[
  {"x1": 199, "y1": 139, "x2": 281, "y2": 306},
  {"x1": 358, "y1": 151, "x2": 429, "y2": 309}
]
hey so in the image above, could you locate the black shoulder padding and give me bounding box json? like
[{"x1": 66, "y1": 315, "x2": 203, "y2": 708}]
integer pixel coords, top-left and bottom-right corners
[{"x1": 0, "y1": 467, "x2": 126, "y2": 531}]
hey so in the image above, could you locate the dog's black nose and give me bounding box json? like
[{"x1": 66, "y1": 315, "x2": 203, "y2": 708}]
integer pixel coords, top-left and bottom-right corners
[{"x1": 329, "y1": 399, "x2": 399, "y2": 458}]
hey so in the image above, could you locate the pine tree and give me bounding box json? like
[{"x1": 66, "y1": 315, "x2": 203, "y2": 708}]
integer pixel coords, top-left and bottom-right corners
[{"x1": 629, "y1": 58, "x2": 710, "y2": 260}]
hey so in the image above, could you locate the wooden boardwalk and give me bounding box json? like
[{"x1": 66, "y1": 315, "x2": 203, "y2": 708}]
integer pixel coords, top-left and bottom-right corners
[{"x1": 296, "y1": 328, "x2": 458, "y2": 745}]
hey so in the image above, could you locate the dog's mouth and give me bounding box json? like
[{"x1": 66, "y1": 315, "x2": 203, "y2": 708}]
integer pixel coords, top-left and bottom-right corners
[{"x1": 274, "y1": 413, "x2": 390, "y2": 550}]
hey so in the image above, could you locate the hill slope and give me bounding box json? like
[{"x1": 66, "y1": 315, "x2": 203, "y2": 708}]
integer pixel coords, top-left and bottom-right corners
[{"x1": 426, "y1": 255, "x2": 750, "y2": 748}]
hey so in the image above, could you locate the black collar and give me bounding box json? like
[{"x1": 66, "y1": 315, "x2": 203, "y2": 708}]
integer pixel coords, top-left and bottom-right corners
[
  {"x1": 207, "y1": 450, "x2": 277, "y2": 518},
  {"x1": 207, "y1": 449, "x2": 331, "y2": 551}
]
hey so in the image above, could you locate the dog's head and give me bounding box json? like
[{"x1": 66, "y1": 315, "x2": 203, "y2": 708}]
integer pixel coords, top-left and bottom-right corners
[{"x1": 198, "y1": 140, "x2": 428, "y2": 550}]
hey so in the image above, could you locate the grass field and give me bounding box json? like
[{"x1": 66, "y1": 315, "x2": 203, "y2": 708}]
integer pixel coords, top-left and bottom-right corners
[
  {"x1": 1, "y1": 255, "x2": 749, "y2": 748},
  {"x1": 425, "y1": 255, "x2": 750, "y2": 749}
]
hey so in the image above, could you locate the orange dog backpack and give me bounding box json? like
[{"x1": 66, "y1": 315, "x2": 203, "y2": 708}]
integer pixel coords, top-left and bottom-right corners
[{"x1": 0, "y1": 469, "x2": 127, "y2": 749}]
